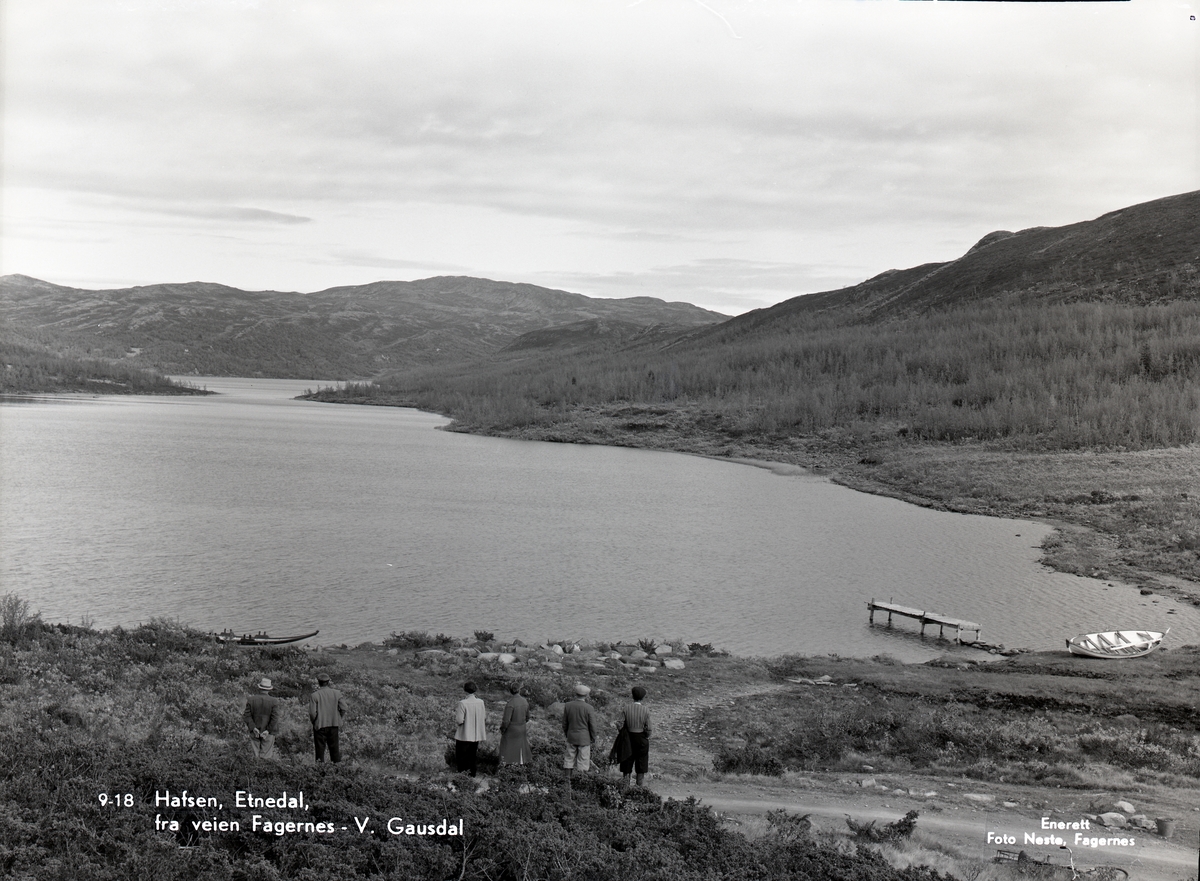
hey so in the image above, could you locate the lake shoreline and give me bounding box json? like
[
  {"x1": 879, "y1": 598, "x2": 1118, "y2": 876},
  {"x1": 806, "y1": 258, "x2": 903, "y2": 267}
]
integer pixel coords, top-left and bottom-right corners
[
  {"x1": 427, "y1": 405, "x2": 1200, "y2": 609},
  {"x1": 300, "y1": 389, "x2": 1200, "y2": 619}
]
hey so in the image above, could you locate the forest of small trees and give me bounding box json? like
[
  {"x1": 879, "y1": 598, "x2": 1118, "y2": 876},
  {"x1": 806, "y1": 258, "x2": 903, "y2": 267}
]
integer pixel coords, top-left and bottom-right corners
[
  {"x1": 344, "y1": 299, "x2": 1200, "y2": 450},
  {"x1": 0, "y1": 339, "x2": 204, "y2": 395}
]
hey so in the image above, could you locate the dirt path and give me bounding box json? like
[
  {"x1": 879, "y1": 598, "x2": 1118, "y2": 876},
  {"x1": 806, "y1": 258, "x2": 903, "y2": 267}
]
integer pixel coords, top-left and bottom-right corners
[
  {"x1": 642, "y1": 680, "x2": 791, "y2": 777},
  {"x1": 643, "y1": 680, "x2": 1200, "y2": 881}
]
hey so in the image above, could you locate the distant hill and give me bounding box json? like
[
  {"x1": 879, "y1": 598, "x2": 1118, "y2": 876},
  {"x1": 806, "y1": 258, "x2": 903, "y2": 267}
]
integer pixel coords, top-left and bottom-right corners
[
  {"x1": 0, "y1": 275, "x2": 726, "y2": 379},
  {"x1": 715, "y1": 188, "x2": 1199, "y2": 336},
  {"x1": 353, "y1": 189, "x2": 1200, "y2": 453}
]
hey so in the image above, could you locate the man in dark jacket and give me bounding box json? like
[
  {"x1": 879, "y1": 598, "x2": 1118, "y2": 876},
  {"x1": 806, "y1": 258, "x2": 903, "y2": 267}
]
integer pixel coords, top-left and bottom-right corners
[
  {"x1": 244, "y1": 677, "x2": 280, "y2": 760},
  {"x1": 562, "y1": 684, "x2": 598, "y2": 775},
  {"x1": 309, "y1": 672, "x2": 347, "y2": 763}
]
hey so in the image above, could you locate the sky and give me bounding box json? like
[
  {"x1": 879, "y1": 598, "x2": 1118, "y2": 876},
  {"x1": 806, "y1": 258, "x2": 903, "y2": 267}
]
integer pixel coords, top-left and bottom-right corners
[{"x1": 1, "y1": 0, "x2": 1197, "y2": 316}]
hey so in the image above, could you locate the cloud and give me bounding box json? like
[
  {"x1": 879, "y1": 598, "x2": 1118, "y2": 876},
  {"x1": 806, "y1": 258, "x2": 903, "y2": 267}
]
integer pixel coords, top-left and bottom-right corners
[
  {"x1": 326, "y1": 250, "x2": 471, "y2": 274},
  {"x1": 154, "y1": 205, "x2": 313, "y2": 224},
  {"x1": 2, "y1": 0, "x2": 1195, "y2": 307}
]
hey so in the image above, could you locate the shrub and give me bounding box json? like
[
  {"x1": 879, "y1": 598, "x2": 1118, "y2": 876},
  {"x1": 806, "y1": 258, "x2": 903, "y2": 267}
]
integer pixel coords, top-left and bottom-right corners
[
  {"x1": 713, "y1": 745, "x2": 784, "y2": 776},
  {"x1": 385, "y1": 630, "x2": 455, "y2": 649},
  {"x1": 0, "y1": 592, "x2": 41, "y2": 644},
  {"x1": 848, "y1": 810, "x2": 921, "y2": 842}
]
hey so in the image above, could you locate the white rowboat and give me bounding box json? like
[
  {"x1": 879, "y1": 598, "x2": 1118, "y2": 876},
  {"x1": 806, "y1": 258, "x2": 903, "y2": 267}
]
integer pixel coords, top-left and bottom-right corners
[{"x1": 1065, "y1": 629, "x2": 1167, "y2": 659}]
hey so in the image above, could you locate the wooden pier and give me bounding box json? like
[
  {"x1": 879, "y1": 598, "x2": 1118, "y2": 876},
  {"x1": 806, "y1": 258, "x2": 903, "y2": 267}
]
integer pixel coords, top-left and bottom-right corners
[{"x1": 867, "y1": 599, "x2": 981, "y2": 644}]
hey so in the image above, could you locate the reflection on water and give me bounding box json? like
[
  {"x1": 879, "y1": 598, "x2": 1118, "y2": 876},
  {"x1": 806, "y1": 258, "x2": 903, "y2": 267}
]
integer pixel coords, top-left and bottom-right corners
[{"x1": 2, "y1": 377, "x2": 1197, "y2": 660}]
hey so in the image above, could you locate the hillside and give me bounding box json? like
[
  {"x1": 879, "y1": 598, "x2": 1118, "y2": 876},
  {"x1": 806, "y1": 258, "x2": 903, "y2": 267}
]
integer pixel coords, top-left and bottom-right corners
[
  {"x1": 713, "y1": 188, "x2": 1199, "y2": 336},
  {"x1": 0, "y1": 326, "x2": 208, "y2": 396},
  {"x1": 0, "y1": 275, "x2": 725, "y2": 380}
]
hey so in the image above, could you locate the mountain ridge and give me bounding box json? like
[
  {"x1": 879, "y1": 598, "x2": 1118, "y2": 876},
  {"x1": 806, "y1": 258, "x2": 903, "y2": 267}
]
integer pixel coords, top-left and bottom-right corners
[
  {"x1": 0, "y1": 274, "x2": 726, "y2": 379},
  {"x1": 714, "y1": 188, "x2": 1199, "y2": 338}
]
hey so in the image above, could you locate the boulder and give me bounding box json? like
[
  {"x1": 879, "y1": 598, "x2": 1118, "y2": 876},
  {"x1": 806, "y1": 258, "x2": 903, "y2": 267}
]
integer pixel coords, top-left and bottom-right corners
[
  {"x1": 498, "y1": 653, "x2": 517, "y2": 665},
  {"x1": 631, "y1": 650, "x2": 649, "y2": 661},
  {"x1": 1112, "y1": 801, "x2": 1136, "y2": 815},
  {"x1": 654, "y1": 645, "x2": 672, "y2": 655},
  {"x1": 963, "y1": 794, "x2": 994, "y2": 804},
  {"x1": 455, "y1": 647, "x2": 480, "y2": 657},
  {"x1": 544, "y1": 661, "x2": 564, "y2": 671},
  {"x1": 608, "y1": 651, "x2": 623, "y2": 660},
  {"x1": 638, "y1": 665, "x2": 658, "y2": 674},
  {"x1": 478, "y1": 652, "x2": 499, "y2": 662},
  {"x1": 1098, "y1": 813, "x2": 1128, "y2": 828},
  {"x1": 662, "y1": 658, "x2": 685, "y2": 670}
]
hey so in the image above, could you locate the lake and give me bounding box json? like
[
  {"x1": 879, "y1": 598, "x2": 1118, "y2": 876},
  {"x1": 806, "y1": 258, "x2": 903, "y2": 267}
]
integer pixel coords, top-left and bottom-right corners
[{"x1": 1, "y1": 377, "x2": 1195, "y2": 660}]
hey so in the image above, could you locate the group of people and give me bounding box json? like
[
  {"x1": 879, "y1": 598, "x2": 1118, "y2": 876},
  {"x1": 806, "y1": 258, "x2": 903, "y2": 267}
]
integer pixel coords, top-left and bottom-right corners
[
  {"x1": 242, "y1": 672, "x2": 347, "y2": 763},
  {"x1": 243, "y1": 674, "x2": 651, "y2": 785},
  {"x1": 455, "y1": 681, "x2": 652, "y2": 787}
]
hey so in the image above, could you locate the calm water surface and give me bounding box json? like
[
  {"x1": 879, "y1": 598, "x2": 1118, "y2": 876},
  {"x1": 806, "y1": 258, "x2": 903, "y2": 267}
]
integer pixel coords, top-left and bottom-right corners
[{"x1": 2, "y1": 377, "x2": 1196, "y2": 660}]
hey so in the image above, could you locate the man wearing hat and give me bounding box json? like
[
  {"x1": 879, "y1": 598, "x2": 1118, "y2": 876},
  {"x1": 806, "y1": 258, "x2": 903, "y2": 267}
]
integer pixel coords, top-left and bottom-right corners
[
  {"x1": 243, "y1": 677, "x2": 280, "y2": 760},
  {"x1": 561, "y1": 684, "x2": 598, "y2": 775},
  {"x1": 309, "y1": 673, "x2": 347, "y2": 763},
  {"x1": 618, "y1": 686, "x2": 652, "y2": 787}
]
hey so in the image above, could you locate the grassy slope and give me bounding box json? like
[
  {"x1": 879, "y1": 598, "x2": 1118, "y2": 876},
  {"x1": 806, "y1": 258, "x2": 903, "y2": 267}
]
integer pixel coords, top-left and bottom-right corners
[
  {"x1": 5, "y1": 611, "x2": 1199, "y2": 880},
  {"x1": 2, "y1": 616, "x2": 961, "y2": 881}
]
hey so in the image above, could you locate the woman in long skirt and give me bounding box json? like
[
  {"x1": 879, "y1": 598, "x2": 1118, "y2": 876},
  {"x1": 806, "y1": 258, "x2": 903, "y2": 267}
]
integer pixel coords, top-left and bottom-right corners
[{"x1": 499, "y1": 682, "x2": 533, "y2": 765}]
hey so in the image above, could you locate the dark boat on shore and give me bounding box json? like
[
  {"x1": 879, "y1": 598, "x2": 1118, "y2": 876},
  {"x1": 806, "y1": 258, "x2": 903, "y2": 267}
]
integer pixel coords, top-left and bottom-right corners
[{"x1": 214, "y1": 629, "x2": 319, "y2": 646}]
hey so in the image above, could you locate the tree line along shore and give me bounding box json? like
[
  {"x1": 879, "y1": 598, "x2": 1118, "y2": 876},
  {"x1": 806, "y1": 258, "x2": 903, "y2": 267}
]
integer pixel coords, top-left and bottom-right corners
[
  {"x1": 3, "y1": 592, "x2": 1200, "y2": 880},
  {"x1": 304, "y1": 300, "x2": 1200, "y2": 603}
]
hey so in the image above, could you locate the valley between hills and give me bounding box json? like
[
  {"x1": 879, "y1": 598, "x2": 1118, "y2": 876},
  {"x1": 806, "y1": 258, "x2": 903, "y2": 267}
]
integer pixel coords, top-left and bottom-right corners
[
  {"x1": 4, "y1": 189, "x2": 1199, "y2": 608},
  {"x1": 2, "y1": 188, "x2": 1200, "y2": 881}
]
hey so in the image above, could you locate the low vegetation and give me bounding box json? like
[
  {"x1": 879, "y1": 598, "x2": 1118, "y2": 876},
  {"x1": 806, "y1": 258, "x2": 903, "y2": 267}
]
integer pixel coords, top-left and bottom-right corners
[
  {"x1": 706, "y1": 653, "x2": 1200, "y2": 790},
  {"x1": 1, "y1": 605, "x2": 961, "y2": 880},
  {"x1": 5, "y1": 594, "x2": 1200, "y2": 879}
]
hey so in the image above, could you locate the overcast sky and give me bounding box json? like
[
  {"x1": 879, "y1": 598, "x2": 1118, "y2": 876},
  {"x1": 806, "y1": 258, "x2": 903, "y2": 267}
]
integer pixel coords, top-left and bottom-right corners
[{"x1": 2, "y1": 0, "x2": 1196, "y2": 315}]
